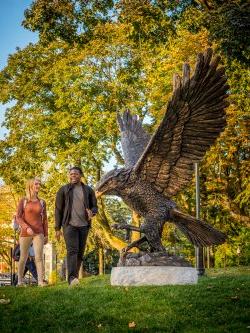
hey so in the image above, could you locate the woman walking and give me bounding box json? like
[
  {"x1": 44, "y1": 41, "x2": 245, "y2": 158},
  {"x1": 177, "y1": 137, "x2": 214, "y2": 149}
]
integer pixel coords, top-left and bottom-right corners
[{"x1": 16, "y1": 178, "x2": 48, "y2": 286}]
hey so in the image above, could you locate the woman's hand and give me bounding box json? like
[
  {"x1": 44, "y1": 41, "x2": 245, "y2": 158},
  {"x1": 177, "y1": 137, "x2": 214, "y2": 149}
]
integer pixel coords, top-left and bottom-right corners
[
  {"x1": 44, "y1": 236, "x2": 48, "y2": 245},
  {"x1": 26, "y1": 227, "x2": 34, "y2": 236}
]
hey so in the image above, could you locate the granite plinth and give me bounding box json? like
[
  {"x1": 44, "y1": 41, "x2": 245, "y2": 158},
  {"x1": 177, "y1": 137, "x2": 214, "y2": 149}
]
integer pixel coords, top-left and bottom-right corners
[{"x1": 111, "y1": 266, "x2": 198, "y2": 286}]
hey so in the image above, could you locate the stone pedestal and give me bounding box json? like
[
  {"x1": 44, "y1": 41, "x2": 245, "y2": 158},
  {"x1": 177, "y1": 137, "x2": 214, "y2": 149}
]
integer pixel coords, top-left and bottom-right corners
[
  {"x1": 43, "y1": 242, "x2": 56, "y2": 280},
  {"x1": 111, "y1": 266, "x2": 198, "y2": 286}
]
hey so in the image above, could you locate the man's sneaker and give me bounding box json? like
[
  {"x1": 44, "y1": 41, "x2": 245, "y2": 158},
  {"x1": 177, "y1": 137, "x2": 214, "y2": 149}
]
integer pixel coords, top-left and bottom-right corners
[
  {"x1": 69, "y1": 278, "x2": 80, "y2": 287},
  {"x1": 16, "y1": 283, "x2": 27, "y2": 288}
]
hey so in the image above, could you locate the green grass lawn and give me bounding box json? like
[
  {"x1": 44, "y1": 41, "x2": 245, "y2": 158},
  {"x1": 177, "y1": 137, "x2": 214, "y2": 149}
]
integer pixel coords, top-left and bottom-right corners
[{"x1": 0, "y1": 267, "x2": 249, "y2": 333}]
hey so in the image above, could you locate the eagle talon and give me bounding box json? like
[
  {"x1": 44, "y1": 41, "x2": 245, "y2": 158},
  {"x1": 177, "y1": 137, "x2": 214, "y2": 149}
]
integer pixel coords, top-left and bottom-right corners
[
  {"x1": 112, "y1": 223, "x2": 124, "y2": 230},
  {"x1": 112, "y1": 223, "x2": 127, "y2": 230},
  {"x1": 119, "y1": 247, "x2": 128, "y2": 265}
]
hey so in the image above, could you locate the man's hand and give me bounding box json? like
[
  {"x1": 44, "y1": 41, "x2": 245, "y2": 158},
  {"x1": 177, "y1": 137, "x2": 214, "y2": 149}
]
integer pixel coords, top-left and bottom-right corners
[
  {"x1": 26, "y1": 227, "x2": 34, "y2": 236},
  {"x1": 86, "y1": 209, "x2": 94, "y2": 220},
  {"x1": 44, "y1": 236, "x2": 48, "y2": 245},
  {"x1": 55, "y1": 230, "x2": 62, "y2": 242}
]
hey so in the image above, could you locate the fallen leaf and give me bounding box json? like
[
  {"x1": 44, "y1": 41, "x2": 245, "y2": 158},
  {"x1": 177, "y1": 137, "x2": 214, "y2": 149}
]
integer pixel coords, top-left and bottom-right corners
[
  {"x1": 0, "y1": 299, "x2": 10, "y2": 304},
  {"x1": 231, "y1": 296, "x2": 239, "y2": 300},
  {"x1": 128, "y1": 321, "x2": 136, "y2": 328}
]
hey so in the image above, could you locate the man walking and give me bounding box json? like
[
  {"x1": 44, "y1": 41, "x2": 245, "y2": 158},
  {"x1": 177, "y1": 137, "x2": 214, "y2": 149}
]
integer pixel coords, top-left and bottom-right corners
[{"x1": 55, "y1": 167, "x2": 98, "y2": 286}]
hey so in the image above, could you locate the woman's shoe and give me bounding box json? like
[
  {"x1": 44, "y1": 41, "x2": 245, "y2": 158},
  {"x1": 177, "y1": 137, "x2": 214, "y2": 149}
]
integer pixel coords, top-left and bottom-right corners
[{"x1": 38, "y1": 281, "x2": 48, "y2": 287}]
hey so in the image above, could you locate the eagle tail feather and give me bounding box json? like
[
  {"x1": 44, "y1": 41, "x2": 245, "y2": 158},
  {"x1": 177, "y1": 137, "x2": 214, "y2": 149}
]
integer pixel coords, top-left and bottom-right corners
[{"x1": 171, "y1": 209, "x2": 226, "y2": 247}]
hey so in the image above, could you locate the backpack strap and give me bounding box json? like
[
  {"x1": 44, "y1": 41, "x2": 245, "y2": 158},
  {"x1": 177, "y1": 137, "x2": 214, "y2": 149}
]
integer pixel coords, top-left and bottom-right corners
[{"x1": 39, "y1": 199, "x2": 45, "y2": 223}]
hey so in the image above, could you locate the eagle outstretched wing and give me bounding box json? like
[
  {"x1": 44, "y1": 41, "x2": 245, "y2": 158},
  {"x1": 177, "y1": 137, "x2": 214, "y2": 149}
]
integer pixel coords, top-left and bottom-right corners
[
  {"x1": 134, "y1": 48, "x2": 229, "y2": 197},
  {"x1": 117, "y1": 111, "x2": 151, "y2": 167}
]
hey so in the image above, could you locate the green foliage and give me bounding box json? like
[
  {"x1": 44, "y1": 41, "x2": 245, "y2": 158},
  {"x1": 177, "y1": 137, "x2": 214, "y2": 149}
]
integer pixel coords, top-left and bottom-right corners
[
  {"x1": 207, "y1": 0, "x2": 250, "y2": 66},
  {"x1": 104, "y1": 197, "x2": 132, "y2": 225},
  {"x1": 214, "y1": 228, "x2": 250, "y2": 268},
  {"x1": 22, "y1": 0, "x2": 196, "y2": 46},
  {"x1": 23, "y1": 0, "x2": 114, "y2": 44},
  {"x1": 84, "y1": 248, "x2": 119, "y2": 275},
  {"x1": 184, "y1": 0, "x2": 250, "y2": 66}
]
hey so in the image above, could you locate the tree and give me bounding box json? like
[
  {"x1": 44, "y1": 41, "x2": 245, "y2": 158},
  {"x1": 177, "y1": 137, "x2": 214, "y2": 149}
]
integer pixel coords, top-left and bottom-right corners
[
  {"x1": 0, "y1": 185, "x2": 18, "y2": 268},
  {"x1": 23, "y1": 0, "x2": 114, "y2": 44},
  {"x1": 189, "y1": 0, "x2": 250, "y2": 66}
]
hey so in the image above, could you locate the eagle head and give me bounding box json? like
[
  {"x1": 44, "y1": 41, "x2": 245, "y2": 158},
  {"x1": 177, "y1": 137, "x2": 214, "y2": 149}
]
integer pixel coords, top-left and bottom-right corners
[{"x1": 95, "y1": 167, "x2": 131, "y2": 198}]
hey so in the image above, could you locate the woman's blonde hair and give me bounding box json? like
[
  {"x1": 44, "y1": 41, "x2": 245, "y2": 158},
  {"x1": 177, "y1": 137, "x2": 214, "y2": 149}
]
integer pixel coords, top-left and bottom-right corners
[{"x1": 25, "y1": 177, "x2": 41, "y2": 201}]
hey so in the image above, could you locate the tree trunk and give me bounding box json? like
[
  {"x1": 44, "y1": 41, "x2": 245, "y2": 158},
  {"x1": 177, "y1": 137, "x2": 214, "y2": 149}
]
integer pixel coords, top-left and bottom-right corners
[
  {"x1": 99, "y1": 247, "x2": 104, "y2": 275},
  {"x1": 207, "y1": 247, "x2": 210, "y2": 268},
  {"x1": 78, "y1": 262, "x2": 83, "y2": 278}
]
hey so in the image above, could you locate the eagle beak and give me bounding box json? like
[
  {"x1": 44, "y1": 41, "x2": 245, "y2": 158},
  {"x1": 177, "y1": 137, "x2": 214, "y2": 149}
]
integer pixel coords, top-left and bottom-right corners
[{"x1": 95, "y1": 191, "x2": 103, "y2": 198}]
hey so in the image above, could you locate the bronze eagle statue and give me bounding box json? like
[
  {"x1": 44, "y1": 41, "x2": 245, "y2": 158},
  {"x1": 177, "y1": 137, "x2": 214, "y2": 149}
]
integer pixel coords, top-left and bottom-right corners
[{"x1": 95, "y1": 48, "x2": 228, "y2": 254}]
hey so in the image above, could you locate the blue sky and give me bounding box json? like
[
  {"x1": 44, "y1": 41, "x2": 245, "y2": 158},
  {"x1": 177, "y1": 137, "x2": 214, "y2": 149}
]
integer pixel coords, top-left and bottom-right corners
[{"x1": 0, "y1": 0, "x2": 37, "y2": 139}]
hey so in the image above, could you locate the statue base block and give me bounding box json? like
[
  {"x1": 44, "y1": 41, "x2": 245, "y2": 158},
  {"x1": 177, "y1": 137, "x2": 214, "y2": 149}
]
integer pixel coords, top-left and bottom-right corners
[{"x1": 111, "y1": 266, "x2": 198, "y2": 286}]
